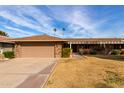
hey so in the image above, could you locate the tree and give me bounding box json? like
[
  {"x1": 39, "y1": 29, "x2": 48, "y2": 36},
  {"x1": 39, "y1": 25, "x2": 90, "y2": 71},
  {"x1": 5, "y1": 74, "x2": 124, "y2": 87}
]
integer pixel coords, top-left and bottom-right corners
[
  {"x1": 53, "y1": 28, "x2": 57, "y2": 37},
  {"x1": 62, "y1": 28, "x2": 65, "y2": 31},
  {"x1": 0, "y1": 30, "x2": 8, "y2": 37},
  {"x1": 62, "y1": 28, "x2": 65, "y2": 38},
  {"x1": 53, "y1": 28, "x2": 57, "y2": 32}
]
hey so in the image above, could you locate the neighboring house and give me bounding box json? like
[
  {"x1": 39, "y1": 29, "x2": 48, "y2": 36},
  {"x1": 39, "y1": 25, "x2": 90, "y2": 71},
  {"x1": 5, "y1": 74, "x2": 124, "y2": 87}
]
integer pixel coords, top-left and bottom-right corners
[
  {"x1": 12, "y1": 35, "x2": 124, "y2": 58},
  {"x1": 0, "y1": 36, "x2": 14, "y2": 54}
]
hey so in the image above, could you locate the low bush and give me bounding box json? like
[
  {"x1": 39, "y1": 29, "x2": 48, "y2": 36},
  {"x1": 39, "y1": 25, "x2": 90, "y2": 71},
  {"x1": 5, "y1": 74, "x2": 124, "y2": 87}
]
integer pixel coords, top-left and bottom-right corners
[
  {"x1": 3, "y1": 51, "x2": 14, "y2": 59},
  {"x1": 120, "y1": 49, "x2": 124, "y2": 55},
  {"x1": 78, "y1": 49, "x2": 91, "y2": 55},
  {"x1": 62, "y1": 48, "x2": 71, "y2": 58},
  {"x1": 78, "y1": 49, "x2": 97, "y2": 55},
  {"x1": 111, "y1": 49, "x2": 121, "y2": 55},
  {"x1": 90, "y1": 49, "x2": 97, "y2": 55},
  {"x1": 83, "y1": 49, "x2": 90, "y2": 55},
  {"x1": 78, "y1": 48, "x2": 83, "y2": 55}
]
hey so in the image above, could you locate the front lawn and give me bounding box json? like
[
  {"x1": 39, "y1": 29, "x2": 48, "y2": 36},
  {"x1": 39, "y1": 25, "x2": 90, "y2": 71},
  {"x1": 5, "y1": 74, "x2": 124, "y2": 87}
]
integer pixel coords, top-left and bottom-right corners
[{"x1": 45, "y1": 56, "x2": 124, "y2": 88}]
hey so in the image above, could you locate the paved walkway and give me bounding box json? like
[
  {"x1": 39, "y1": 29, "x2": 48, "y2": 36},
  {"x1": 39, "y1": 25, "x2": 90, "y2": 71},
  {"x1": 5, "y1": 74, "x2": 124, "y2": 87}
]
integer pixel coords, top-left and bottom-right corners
[
  {"x1": 0, "y1": 58, "x2": 56, "y2": 88},
  {"x1": 72, "y1": 53, "x2": 83, "y2": 58}
]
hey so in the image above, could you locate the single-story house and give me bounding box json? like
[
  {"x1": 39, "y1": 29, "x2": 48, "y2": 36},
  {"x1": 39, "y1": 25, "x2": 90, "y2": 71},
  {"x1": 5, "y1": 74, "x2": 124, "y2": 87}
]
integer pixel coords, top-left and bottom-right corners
[
  {"x1": 12, "y1": 35, "x2": 124, "y2": 58},
  {"x1": 65, "y1": 38, "x2": 124, "y2": 54},
  {"x1": 12, "y1": 35, "x2": 66, "y2": 58},
  {"x1": 0, "y1": 36, "x2": 14, "y2": 54}
]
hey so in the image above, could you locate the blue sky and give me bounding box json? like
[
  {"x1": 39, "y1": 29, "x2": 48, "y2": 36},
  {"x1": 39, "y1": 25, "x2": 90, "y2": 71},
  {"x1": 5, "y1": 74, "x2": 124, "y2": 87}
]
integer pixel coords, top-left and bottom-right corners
[{"x1": 0, "y1": 5, "x2": 124, "y2": 38}]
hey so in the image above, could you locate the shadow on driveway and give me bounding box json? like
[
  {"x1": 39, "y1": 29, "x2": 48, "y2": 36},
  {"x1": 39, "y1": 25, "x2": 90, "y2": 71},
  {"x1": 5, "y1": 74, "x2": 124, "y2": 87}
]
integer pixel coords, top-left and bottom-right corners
[{"x1": 17, "y1": 62, "x2": 56, "y2": 88}]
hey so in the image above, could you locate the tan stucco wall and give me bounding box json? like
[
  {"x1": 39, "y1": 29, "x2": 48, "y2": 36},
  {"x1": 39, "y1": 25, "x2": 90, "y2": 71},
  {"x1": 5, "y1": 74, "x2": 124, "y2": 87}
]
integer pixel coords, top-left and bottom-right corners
[
  {"x1": 15, "y1": 43, "x2": 21, "y2": 58},
  {"x1": 0, "y1": 54, "x2": 4, "y2": 60},
  {"x1": 55, "y1": 43, "x2": 62, "y2": 58}
]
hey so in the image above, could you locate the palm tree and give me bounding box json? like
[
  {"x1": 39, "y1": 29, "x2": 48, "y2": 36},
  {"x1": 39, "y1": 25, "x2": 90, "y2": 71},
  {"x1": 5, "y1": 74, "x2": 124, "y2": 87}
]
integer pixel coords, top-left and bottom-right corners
[
  {"x1": 53, "y1": 28, "x2": 57, "y2": 32},
  {"x1": 0, "y1": 30, "x2": 8, "y2": 37},
  {"x1": 53, "y1": 28, "x2": 65, "y2": 37},
  {"x1": 62, "y1": 28, "x2": 65, "y2": 38},
  {"x1": 53, "y1": 28, "x2": 57, "y2": 37},
  {"x1": 62, "y1": 28, "x2": 65, "y2": 31}
]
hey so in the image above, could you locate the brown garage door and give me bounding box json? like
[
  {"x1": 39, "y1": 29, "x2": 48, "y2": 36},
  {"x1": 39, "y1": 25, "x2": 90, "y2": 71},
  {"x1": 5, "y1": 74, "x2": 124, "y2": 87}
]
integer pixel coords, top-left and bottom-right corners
[{"x1": 20, "y1": 42, "x2": 54, "y2": 58}]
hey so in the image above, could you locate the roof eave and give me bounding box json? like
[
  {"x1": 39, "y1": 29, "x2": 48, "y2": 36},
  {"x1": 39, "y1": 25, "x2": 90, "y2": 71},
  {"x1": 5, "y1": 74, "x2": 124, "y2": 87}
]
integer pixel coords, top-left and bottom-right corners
[
  {"x1": 11, "y1": 40, "x2": 67, "y2": 42},
  {"x1": 0, "y1": 41, "x2": 15, "y2": 44}
]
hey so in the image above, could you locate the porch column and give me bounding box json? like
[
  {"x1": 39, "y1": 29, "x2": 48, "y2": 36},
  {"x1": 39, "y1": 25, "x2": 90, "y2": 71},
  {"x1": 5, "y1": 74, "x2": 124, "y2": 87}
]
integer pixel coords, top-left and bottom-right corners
[
  {"x1": 104, "y1": 44, "x2": 106, "y2": 54},
  {"x1": 77, "y1": 44, "x2": 79, "y2": 52},
  {"x1": 0, "y1": 43, "x2": 3, "y2": 54},
  {"x1": 0, "y1": 48, "x2": 3, "y2": 54},
  {"x1": 69, "y1": 42, "x2": 72, "y2": 49},
  {"x1": 69, "y1": 42, "x2": 72, "y2": 57}
]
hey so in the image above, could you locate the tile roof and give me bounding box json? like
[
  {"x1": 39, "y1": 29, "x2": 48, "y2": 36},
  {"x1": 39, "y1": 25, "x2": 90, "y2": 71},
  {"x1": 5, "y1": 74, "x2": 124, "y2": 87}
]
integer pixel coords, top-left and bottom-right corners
[
  {"x1": 11, "y1": 34, "x2": 124, "y2": 43},
  {"x1": 66, "y1": 38, "x2": 124, "y2": 42},
  {"x1": 0, "y1": 36, "x2": 14, "y2": 43},
  {"x1": 12, "y1": 35, "x2": 66, "y2": 42},
  {"x1": 66, "y1": 38, "x2": 124, "y2": 44}
]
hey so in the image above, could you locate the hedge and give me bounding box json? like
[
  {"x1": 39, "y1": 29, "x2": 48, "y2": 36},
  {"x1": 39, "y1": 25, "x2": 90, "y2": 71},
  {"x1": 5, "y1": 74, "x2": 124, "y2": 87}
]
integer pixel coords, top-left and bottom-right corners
[
  {"x1": 111, "y1": 49, "x2": 121, "y2": 55},
  {"x1": 121, "y1": 49, "x2": 124, "y2": 55},
  {"x1": 90, "y1": 50, "x2": 97, "y2": 55},
  {"x1": 78, "y1": 48, "x2": 84, "y2": 55},
  {"x1": 3, "y1": 51, "x2": 15, "y2": 59},
  {"x1": 78, "y1": 49, "x2": 97, "y2": 55},
  {"x1": 62, "y1": 48, "x2": 71, "y2": 58}
]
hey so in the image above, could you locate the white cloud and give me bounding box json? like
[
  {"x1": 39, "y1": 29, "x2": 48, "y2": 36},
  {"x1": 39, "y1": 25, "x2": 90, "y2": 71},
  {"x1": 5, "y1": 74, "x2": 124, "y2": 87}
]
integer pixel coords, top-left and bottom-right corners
[
  {"x1": 0, "y1": 6, "x2": 63, "y2": 37},
  {"x1": 47, "y1": 6, "x2": 108, "y2": 38},
  {"x1": 0, "y1": 6, "x2": 109, "y2": 38},
  {"x1": 0, "y1": 11, "x2": 50, "y2": 33},
  {"x1": 4, "y1": 26, "x2": 35, "y2": 35},
  {"x1": 16, "y1": 6, "x2": 53, "y2": 28}
]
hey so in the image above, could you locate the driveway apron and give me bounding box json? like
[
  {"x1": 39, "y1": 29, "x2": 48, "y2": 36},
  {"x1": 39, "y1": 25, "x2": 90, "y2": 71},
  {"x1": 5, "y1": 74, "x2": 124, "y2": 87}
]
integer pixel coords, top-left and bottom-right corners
[{"x1": 0, "y1": 58, "x2": 56, "y2": 88}]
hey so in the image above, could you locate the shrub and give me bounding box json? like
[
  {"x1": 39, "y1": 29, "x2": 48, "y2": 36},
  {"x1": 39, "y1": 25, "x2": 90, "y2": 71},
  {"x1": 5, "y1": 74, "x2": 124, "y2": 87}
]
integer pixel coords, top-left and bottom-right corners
[
  {"x1": 120, "y1": 49, "x2": 124, "y2": 55},
  {"x1": 83, "y1": 49, "x2": 90, "y2": 55},
  {"x1": 78, "y1": 49, "x2": 97, "y2": 55},
  {"x1": 62, "y1": 48, "x2": 71, "y2": 58},
  {"x1": 111, "y1": 49, "x2": 121, "y2": 55},
  {"x1": 78, "y1": 48, "x2": 83, "y2": 55},
  {"x1": 3, "y1": 51, "x2": 14, "y2": 59},
  {"x1": 90, "y1": 49, "x2": 97, "y2": 55},
  {"x1": 78, "y1": 49, "x2": 91, "y2": 55}
]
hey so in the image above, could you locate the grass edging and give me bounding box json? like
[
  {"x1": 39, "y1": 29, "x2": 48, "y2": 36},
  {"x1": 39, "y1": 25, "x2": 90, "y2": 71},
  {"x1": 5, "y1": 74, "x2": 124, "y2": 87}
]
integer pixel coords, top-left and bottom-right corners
[{"x1": 42, "y1": 60, "x2": 59, "y2": 88}]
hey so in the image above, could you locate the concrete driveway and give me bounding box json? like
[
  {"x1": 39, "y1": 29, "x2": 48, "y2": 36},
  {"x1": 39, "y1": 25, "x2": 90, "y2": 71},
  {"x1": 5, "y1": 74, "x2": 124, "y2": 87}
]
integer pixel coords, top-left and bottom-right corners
[{"x1": 0, "y1": 58, "x2": 56, "y2": 88}]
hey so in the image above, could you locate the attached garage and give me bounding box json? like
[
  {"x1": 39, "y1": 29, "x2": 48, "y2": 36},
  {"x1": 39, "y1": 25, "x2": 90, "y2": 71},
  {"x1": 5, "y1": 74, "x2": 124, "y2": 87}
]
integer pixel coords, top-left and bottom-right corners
[
  {"x1": 13, "y1": 35, "x2": 66, "y2": 58},
  {"x1": 20, "y1": 42, "x2": 54, "y2": 58}
]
